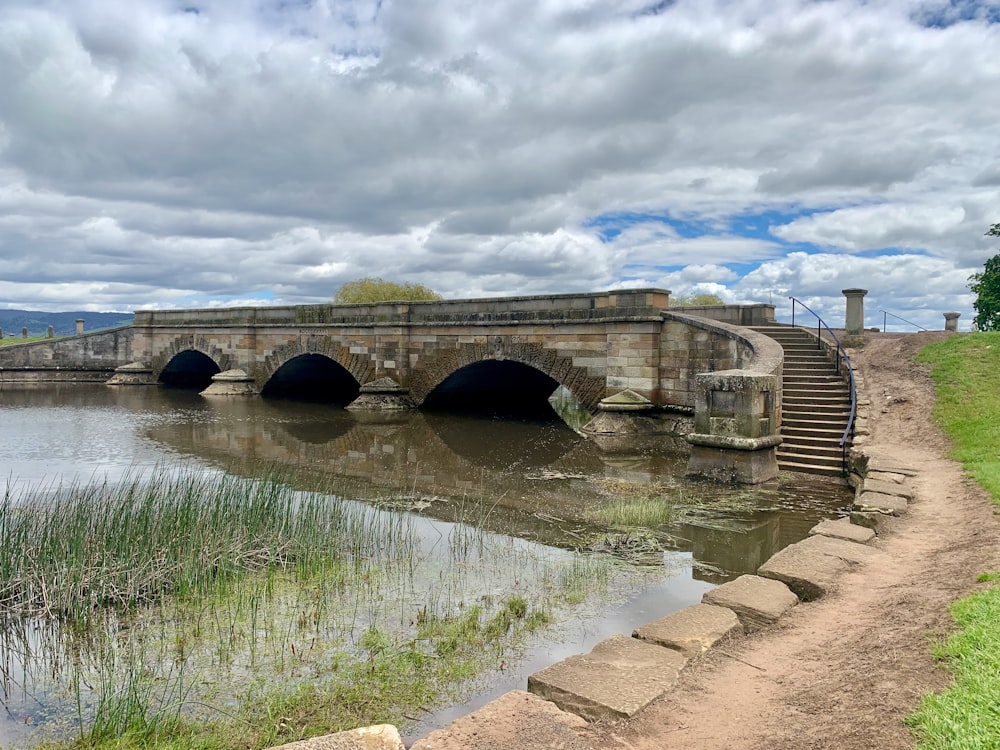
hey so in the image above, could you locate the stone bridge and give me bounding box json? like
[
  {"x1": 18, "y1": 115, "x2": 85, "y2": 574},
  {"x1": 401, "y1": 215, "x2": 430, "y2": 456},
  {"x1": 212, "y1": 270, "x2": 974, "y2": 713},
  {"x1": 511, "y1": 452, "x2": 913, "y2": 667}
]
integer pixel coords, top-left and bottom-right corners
[{"x1": 0, "y1": 290, "x2": 783, "y2": 482}]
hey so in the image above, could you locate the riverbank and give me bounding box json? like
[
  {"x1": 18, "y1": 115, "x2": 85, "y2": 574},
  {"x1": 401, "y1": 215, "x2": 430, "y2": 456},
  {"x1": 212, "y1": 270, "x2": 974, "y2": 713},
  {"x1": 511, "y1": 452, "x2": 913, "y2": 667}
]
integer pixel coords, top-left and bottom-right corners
[
  {"x1": 576, "y1": 331, "x2": 999, "y2": 749},
  {"x1": 396, "y1": 330, "x2": 1000, "y2": 749}
]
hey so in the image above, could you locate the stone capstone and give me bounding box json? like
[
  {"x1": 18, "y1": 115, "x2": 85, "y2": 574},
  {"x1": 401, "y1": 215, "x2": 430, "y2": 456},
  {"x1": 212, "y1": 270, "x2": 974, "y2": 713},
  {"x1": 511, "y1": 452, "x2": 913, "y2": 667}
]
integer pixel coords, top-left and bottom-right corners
[
  {"x1": 701, "y1": 574, "x2": 798, "y2": 632},
  {"x1": 266, "y1": 724, "x2": 403, "y2": 750},
  {"x1": 410, "y1": 691, "x2": 592, "y2": 750},
  {"x1": 633, "y1": 603, "x2": 742, "y2": 657},
  {"x1": 527, "y1": 634, "x2": 687, "y2": 722}
]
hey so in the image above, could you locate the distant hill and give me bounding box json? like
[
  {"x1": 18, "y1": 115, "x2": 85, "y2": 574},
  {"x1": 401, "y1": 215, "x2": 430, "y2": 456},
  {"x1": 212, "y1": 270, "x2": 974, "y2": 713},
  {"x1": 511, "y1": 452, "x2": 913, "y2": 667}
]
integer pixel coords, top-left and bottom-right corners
[{"x1": 0, "y1": 310, "x2": 134, "y2": 337}]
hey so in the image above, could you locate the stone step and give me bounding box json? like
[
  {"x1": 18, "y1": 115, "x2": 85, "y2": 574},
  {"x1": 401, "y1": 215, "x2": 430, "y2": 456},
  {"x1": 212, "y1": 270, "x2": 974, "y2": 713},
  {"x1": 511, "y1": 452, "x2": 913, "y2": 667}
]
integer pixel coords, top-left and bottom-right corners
[
  {"x1": 527, "y1": 634, "x2": 688, "y2": 722},
  {"x1": 776, "y1": 457, "x2": 846, "y2": 477},
  {"x1": 780, "y1": 433, "x2": 844, "y2": 450}
]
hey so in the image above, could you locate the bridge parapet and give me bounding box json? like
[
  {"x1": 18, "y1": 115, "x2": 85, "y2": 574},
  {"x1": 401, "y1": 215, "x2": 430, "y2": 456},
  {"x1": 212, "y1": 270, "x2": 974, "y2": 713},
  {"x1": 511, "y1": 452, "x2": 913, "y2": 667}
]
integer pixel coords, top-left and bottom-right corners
[
  {"x1": 133, "y1": 289, "x2": 672, "y2": 328},
  {"x1": 672, "y1": 314, "x2": 783, "y2": 483}
]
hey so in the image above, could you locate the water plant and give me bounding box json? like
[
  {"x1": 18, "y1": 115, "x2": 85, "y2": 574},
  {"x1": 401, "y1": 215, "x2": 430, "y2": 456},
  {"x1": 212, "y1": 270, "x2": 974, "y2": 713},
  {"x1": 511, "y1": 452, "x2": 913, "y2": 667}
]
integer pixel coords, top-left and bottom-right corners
[{"x1": 0, "y1": 465, "x2": 624, "y2": 749}]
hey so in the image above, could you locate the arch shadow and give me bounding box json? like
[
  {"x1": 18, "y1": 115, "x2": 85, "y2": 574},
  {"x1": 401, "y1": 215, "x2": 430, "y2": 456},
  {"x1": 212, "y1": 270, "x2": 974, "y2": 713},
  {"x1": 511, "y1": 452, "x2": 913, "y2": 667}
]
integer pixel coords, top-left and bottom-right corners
[{"x1": 261, "y1": 353, "x2": 361, "y2": 406}]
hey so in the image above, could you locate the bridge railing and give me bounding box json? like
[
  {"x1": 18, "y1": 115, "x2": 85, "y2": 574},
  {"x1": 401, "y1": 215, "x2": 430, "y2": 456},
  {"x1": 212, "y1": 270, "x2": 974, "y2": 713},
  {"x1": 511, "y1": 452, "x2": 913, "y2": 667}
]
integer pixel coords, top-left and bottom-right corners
[
  {"x1": 878, "y1": 310, "x2": 928, "y2": 332},
  {"x1": 789, "y1": 296, "x2": 858, "y2": 472}
]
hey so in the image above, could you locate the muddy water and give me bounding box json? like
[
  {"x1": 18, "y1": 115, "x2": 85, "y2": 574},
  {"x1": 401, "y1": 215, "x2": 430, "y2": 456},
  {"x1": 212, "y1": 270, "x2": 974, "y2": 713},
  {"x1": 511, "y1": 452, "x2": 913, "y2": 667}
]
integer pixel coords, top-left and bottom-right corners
[{"x1": 0, "y1": 384, "x2": 853, "y2": 746}]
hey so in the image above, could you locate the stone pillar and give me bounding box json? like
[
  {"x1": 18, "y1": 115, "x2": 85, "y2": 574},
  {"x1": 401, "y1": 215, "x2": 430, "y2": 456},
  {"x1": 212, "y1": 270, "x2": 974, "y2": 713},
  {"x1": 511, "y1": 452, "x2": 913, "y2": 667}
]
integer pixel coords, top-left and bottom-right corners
[
  {"x1": 21, "y1": 327, "x2": 27, "y2": 339},
  {"x1": 944, "y1": 312, "x2": 961, "y2": 332},
  {"x1": 0, "y1": 327, "x2": 4, "y2": 339},
  {"x1": 685, "y1": 371, "x2": 781, "y2": 483},
  {"x1": 47, "y1": 325, "x2": 54, "y2": 338},
  {"x1": 75, "y1": 319, "x2": 84, "y2": 336},
  {"x1": 842, "y1": 289, "x2": 868, "y2": 336}
]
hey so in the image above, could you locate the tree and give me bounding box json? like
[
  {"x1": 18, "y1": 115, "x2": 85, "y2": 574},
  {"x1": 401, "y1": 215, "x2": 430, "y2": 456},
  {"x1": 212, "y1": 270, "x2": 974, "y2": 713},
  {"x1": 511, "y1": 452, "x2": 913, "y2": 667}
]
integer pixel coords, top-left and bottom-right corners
[
  {"x1": 333, "y1": 277, "x2": 442, "y2": 304},
  {"x1": 671, "y1": 292, "x2": 725, "y2": 306},
  {"x1": 969, "y1": 224, "x2": 1000, "y2": 332}
]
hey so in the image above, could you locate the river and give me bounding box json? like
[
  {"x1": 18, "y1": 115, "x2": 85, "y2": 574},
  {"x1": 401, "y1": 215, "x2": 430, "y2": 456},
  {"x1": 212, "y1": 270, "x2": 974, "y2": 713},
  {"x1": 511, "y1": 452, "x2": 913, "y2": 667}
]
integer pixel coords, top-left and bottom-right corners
[{"x1": 0, "y1": 383, "x2": 852, "y2": 746}]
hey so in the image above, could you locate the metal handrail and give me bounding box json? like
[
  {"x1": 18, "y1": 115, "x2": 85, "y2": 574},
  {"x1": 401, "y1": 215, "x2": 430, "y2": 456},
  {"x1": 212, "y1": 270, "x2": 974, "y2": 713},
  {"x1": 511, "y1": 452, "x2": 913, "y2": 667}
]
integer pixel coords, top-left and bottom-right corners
[
  {"x1": 789, "y1": 296, "x2": 858, "y2": 473},
  {"x1": 878, "y1": 310, "x2": 927, "y2": 332}
]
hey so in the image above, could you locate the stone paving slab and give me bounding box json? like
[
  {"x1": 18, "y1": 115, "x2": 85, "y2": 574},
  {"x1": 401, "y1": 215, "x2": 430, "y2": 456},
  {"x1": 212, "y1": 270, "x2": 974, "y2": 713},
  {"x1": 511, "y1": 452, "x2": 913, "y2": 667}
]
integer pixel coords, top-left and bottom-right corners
[
  {"x1": 797, "y1": 533, "x2": 882, "y2": 565},
  {"x1": 809, "y1": 517, "x2": 876, "y2": 545},
  {"x1": 867, "y1": 470, "x2": 908, "y2": 484},
  {"x1": 757, "y1": 539, "x2": 852, "y2": 601},
  {"x1": 865, "y1": 456, "x2": 919, "y2": 476},
  {"x1": 267, "y1": 725, "x2": 403, "y2": 750},
  {"x1": 854, "y1": 491, "x2": 909, "y2": 516},
  {"x1": 850, "y1": 510, "x2": 901, "y2": 535},
  {"x1": 527, "y1": 634, "x2": 687, "y2": 722},
  {"x1": 701, "y1": 574, "x2": 798, "y2": 632},
  {"x1": 410, "y1": 691, "x2": 593, "y2": 750},
  {"x1": 633, "y1": 603, "x2": 742, "y2": 658},
  {"x1": 861, "y1": 478, "x2": 913, "y2": 499}
]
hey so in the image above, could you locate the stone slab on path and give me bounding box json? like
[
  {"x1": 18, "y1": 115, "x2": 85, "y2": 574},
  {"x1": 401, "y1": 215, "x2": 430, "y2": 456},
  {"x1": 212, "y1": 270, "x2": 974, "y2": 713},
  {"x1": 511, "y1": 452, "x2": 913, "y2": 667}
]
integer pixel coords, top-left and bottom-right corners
[
  {"x1": 410, "y1": 691, "x2": 593, "y2": 750},
  {"x1": 701, "y1": 574, "x2": 798, "y2": 632},
  {"x1": 860, "y1": 477, "x2": 914, "y2": 500},
  {"x1": 850, "y1": 510, "x2": 901, "y2": 535},
  {"x1": 865, "y1": 455, "x2": 919, "y2": 476},
  {"x1": 854, "y1": 491, "x2": 909, "y2": 516},
  {"x1": 267, "y1": 725, "x2": 403, "y2": 750},
  {"x1": 757, "y1": 540, "x2": 847, "y2": 601},
  {"x1": 799, "y1": 533, "x2": 882, "y2": 564},
  {"x1": 633, "y1": 603, "x2": 742, "y2": 658},
  {"x1": 527, "y1": 634, "x2": 687, "y2": 722},
  {"x1": 809, "y1": 517, "x2": 876, "y2": 545},
  {"x1": 867, "y1": 470, "x2": 909, "y2": 485}
]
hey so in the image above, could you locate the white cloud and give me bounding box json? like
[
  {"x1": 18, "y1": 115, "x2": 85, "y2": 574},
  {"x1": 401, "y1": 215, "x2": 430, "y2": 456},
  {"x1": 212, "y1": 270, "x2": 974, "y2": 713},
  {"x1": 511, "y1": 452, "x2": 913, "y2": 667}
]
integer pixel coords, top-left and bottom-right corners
[{"x1": 0, "y1": 0, "x2": 996, "y2": 315}]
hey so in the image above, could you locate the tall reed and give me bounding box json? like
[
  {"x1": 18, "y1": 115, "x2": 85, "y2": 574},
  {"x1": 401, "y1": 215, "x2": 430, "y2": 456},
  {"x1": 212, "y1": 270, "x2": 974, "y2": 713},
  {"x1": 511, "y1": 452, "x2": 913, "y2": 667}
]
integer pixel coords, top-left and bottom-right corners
[{"x1": 0, "y1": 466, "x2": 411, "y2": 623}]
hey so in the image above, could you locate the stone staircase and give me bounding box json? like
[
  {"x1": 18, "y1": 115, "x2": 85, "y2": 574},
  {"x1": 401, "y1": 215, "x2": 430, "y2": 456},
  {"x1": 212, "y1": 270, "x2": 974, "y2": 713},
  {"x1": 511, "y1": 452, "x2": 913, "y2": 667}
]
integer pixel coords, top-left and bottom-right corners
[{"x1": 752, "y1": 325, "x2": 854, "y2": 477}]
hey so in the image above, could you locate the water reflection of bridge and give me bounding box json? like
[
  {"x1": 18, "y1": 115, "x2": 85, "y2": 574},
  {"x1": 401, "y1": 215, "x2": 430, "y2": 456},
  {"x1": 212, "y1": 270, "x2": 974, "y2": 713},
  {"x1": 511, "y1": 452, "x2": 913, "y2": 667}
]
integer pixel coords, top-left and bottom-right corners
[{"x1": 130, "y1": 391, "x2": 850, "y2": 583}]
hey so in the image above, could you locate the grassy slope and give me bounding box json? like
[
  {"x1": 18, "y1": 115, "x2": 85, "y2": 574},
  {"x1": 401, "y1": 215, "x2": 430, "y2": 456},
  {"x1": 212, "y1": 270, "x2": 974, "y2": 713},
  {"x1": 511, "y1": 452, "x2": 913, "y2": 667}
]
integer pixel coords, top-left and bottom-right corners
[{"x1": 908, "y1": 332, "x2": 1000, "y2": 749}]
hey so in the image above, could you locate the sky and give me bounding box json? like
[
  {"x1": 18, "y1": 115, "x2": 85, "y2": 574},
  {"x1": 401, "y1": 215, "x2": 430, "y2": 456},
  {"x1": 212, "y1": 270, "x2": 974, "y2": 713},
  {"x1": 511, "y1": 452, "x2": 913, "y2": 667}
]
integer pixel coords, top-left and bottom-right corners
[{"x1": 1, "y1": 0, "x2": 998, "y2": 331}]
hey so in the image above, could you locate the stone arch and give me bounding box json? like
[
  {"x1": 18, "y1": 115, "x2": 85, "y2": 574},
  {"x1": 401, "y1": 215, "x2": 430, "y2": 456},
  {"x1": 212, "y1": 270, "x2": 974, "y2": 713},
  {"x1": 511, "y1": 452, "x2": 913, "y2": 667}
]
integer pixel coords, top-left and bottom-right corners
[
  {"x1": 410, "y1": 338, "x2": 606, "y2": 411},
  {"x1": 254, "y1": 335, "x2": 376, "y2": 393},
  {"x1": 151, "y1": 335, "x2": 233, "y2": 380}
]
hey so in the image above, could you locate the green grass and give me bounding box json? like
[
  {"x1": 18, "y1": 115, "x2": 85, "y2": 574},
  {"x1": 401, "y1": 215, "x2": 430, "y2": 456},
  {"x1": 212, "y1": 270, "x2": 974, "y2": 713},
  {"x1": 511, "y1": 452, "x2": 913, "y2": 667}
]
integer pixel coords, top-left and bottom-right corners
[
  {"x1": 0, "y1": 335, "x2": 50, "y2": 346},
  {"x1": 906, "y1": 332, "x2": 1000, "y2": 748}
]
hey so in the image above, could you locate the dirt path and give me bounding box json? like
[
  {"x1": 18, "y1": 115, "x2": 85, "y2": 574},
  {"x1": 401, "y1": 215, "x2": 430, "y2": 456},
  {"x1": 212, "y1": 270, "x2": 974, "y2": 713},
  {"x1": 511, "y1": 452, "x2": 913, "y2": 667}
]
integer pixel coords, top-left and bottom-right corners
[{"x1": 585, "y1": 332, "x2": 1000, "y2": 750}]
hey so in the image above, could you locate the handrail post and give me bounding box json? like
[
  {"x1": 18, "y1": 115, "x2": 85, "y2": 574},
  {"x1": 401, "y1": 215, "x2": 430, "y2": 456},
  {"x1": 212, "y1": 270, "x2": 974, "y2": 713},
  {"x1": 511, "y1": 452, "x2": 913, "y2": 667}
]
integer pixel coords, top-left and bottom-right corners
[{"x1": 883, "y1": 310, "x2": 887, "y2": 332}]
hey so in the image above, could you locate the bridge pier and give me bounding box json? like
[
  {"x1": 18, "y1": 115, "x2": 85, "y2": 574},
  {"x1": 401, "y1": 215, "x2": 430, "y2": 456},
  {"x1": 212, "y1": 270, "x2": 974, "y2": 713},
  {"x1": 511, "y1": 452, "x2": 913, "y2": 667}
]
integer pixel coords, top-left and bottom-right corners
[
  {"x1": 685, "y1": 371, "x2": 781, "y2": 484},
  {"x1": 582, "y1": 389, "x2": 692, "y2": 453},
  {"x1": 346, "y1": 377, "x2": 417, "y2": 411},
  {"x1": 201, "y1": 369, "x2": 260, "y2": 396},
  {"x1": 107, "y1": 362, "x2": 157, "y2": 386}
]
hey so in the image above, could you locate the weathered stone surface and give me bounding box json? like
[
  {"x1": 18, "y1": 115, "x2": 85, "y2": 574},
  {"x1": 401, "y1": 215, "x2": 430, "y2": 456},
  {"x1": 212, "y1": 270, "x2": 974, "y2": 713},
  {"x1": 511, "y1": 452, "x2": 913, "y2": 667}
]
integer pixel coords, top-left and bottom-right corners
[
  {"x1": 809, "y1": 517, "x2": 876, "y2": 545},
  {"x1": 200, "y1": 368, "x2": 260, "y2": 396},
  {"x1": 865, "y1": 456, "x2": 919, "y2": 476},
  {"x1": 106, "y1": 361, "x2": 156, "y2": 386},
  {"x1": 701, "y1": 574, "x2": 798, "y2": 632},
  {"x1": 866, "y1": 470, "x2": 907, "y2": 484},
  {"x1": 796, "y1": 533, "x2": 881, "y2": 564},
  {"x1": 410, "y1": 691, "x2": 592, "y2": 750},
  {"x1": 860, "y1": 478, "x2": 913, "y2": 499},
  {"x1": 757, "y1": 539, "x2": 852, "y2": 601},
  {"x1": 527, "y1": 634, "x2": 687, "y2": 722},
  {"x1": 757, "y1": 536, "x2": 882, "y2": 601},
  {"x1": 854, "y1": 491, "x2": 909, "y2": 516},
  {"x1": 267, "y1": 724, "x2": 403, "y2": 750},
  {"x1": 633, "y1": 603, "x2": 742, "y2": 657},
  {"x1": 850, "y1": 510, "x2": 900, "y2": 535}
]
